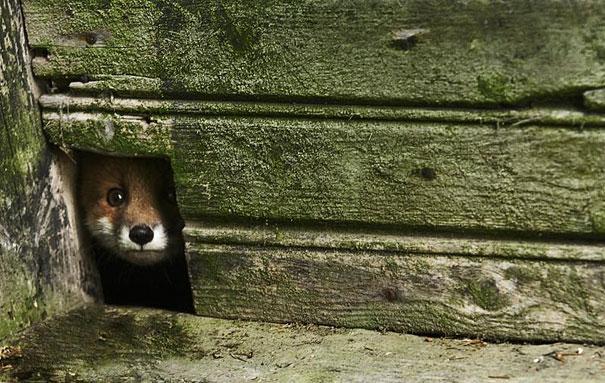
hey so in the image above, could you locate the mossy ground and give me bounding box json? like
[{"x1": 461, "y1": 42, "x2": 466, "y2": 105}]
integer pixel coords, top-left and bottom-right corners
[{"x1": 2, "y1": 304, "x2": 605, "y2": 382}]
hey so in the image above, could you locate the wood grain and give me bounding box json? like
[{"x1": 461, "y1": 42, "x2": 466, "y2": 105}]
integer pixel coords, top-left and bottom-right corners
[
  {"x1": 42, "y1": 110, "x2": 605, "y2": 237},
  {"x1": 185, "y1": 223, "x2": 605, "y2": 262},
  {"x1": 0, "y1": 0, "x2": 96, "y2": 339},
  {"x1": 186, "y1": 224, "x2": 605, "y2": 343},
  {"x1": 39, "y1": 94, "x2": 605, "y2": 126},
  {"x1": 23, "y1": 0, "x2": 605, "y2": 106}
]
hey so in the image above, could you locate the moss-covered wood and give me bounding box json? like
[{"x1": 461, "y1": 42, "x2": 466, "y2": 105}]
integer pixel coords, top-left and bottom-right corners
[
  {"x1": 585, "y1": 89, "x2": 605, "y2": 111},
  {"x1": 0, "y1": 0, "x2": 97, "y2": 340},
  {"x1": 39, "y1": 93, "x2": 605, "y2": 126},
  {"x1": 23, "y1": 0, "x2": 605, "y2": 106},
  {"x1": 186, "y1": 224, "x2": 605, "y2": 343},
  {"x1": 20, "y1": 0, "x2": 605, "y2": 348},
  {"x1": 3, "y1": 304, "x2": 605, "y2": 382},
  {"x1": 186, "y1": 222, "x2": 605, "y2": 262},
  {"x1": 42, "y1": 109, "x2": 605, "y2": 238}
]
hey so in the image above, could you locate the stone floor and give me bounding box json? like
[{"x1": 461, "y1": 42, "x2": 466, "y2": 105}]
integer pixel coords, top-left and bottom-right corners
[{"x1": 1, "y1": 304, "x2": 604, "y2": 382}]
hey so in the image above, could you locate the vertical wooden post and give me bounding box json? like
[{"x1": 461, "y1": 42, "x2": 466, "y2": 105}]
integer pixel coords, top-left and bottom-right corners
[{"x1": 0, "y1": 0, "x2": 98, "y2": 339}]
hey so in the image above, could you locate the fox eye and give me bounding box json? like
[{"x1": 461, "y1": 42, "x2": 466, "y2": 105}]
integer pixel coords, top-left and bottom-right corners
[{"x1": 107, "y1": 188, "x2": 126, "y2": 207}]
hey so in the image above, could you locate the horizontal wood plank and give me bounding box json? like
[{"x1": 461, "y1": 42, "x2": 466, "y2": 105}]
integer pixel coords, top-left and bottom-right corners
[
  {"x1": 185, "y1": 225, "x2": 605, "y2": 343},
  {"x1": 24, "y1": 0, "x2": 605, "y2": 106},
  {"x1": 39, "y1": 94, "x2": 605, "y2": 126},
  {"x1": 43, "y1": 111, "x2": 173, "y2": 156},
  {"x1": 43, "y1": 110, "x2": 605, "y2": 237},
  {"x1": 185, "y1": 223, "x2": 605, "y2": 262}
]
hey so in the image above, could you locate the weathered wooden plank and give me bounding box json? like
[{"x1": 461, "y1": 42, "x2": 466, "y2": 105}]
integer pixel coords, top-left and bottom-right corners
[
  {"x1": 185, "y1": 223, "x2": 605, "y2": 262},
  {"x1": 186, "y1": 225, "x2": 605, "y2": 343},
  {"x1": 585, "y1": 89, "x2": 605, "y2": 111},
  {"x1": 0, "y1": 0, "x2": 98, "y2": 340},
  {"x1": 40, "y1": 93, "x2": 605, "y2": 126},
  {"x1": 4, "y1": 305, "x2": 605, "y2": 382},
  {"x1": 43, "y1": 111, "x2": 605, "y2": 237},
  {"x1": 43, "y1": 112, "x2": 173, "y2": 156},
  {"x1": 23, "y1": 0, "x2": 605, "y2": 106}
]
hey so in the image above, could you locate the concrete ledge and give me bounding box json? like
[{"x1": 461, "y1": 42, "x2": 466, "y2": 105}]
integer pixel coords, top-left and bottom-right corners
[{"x1": 2, "y1": 304, "x2": 605, "y2": 382}]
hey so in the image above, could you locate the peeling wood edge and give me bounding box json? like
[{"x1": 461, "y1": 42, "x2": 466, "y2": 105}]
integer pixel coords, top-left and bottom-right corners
[
  {"x1": 184, "y1": 222, "x2": 605, "y2": 262},
  {"x1": 42, "y1": 111, "x2": 158, "y2": 125},
  {"x1": 40, "y1": 94, "x2": 605, "y2": 127},
  {"x1": 584, "y1": 89, "x2": 605, "y2": 112},
  {"x1": 42, "y1": 111, "x2": 174, "y2": 156}
]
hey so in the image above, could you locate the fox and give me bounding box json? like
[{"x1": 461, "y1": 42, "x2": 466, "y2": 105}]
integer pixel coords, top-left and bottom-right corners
[
  {"x1": 78, "y1": 152, "x2": 184, "y2": 265},
  {"x1": 77, "y1": 151, "x2": 193, "y2": 312}
]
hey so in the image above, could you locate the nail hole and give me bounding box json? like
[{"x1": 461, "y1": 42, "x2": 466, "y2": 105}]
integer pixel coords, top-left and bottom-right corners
[
  {"x1": 84, "y1": 32, "x2": 98, "y2": 45},
  {"x1": 382, "y1": 287, "x2": 399, "y2": 302},
  {"x1": 420, "y1": 167, "x2": 436, "y2": 180},
  {"x1": 31, "y1": 47, "x2": 49, "y2": 59},
  {"x1": 412, "y1": 167, "x2": 437, "y2": 181}
]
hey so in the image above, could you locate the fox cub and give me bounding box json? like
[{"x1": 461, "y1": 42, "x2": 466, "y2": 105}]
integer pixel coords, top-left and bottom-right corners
[{"x1": 78, "y1": 152, "x2": 193, "y2": 312}]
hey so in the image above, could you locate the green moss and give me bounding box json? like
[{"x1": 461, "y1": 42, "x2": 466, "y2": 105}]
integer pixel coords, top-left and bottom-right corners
[
  {"x1": 24, "y1": 0, "x2": 605, "y2": 105},
  {"x1": 590, "y1": 203, "x2": 605, "y2": 234},
  {"x1": 43, "y1": 114, "x2": 172, "y2": 156},
  {"x1": 0, "y1": 249, "x2": 81, "y2": 340},
  {"x1": 4, "y1": 305, "x2": 194, "y2": 381},
  {"x1": 383, "y1": 258, "x2": 400, "y2": 274},
  {"x1": 39, "y1": 93, "x2": 605, "y2": 128},
  {"x1": 503, "y1": 265, "x2": 539, "y2": 285},
  {"x1": 361, "y1": 300, "x2": 478, "y2": 338},
  {"x1": 464, "y1": 278, "x2": 509, "y2": 311},
  {"x1": 0, "y1": 250, "x2": 69, "y2": 340},
  {"x1": 0, "y1": 266, "x2": 40, "y2": 339},
  {"x1": 584, "y1": 88, "x2": 605, "y2": 111},
  {"x1": 273, "y1": 227, "x2": 285, "y2": 242},
  {"x1": 71, "y1": 75, "x2": 165, "y2": 98},
  {"x1": 542, "y1": 267, "x2": 593, "y2": 313},
  {"x1": 186, "y1": 245, "x2": 224, "y2": 284},
  {"x1": 477, "y1": 72, "x2": 511, "y2": 103}
]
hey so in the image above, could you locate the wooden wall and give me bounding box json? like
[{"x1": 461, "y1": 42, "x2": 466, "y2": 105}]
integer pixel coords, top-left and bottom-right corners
[
  {"x1": 0, "y1": 0, "x2": 98, "y2": 339},
  {"x1": 22, "y1": 0, "x2": 605, "y2": 342}
]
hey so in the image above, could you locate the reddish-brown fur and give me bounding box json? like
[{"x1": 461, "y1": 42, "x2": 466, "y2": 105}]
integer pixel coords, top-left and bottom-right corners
[{"x1": 78, "y1": 152, "x2": 184, "y2": 265}]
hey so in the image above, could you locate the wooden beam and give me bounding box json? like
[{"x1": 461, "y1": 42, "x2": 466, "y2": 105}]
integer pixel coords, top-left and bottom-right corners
[
  {"x1": 186, "y1": 222, "x2": 605, "y2": 262},
  {"x1": 0, "y1": 0, "x2": 97, "y2": 339},
  {"x1": 40, "y1": 93, "x2": 605, "y2": 126},
  {"x1": 23, "y1": 0, "x2": 605, "y2": 106},
  {"x1": 185, "y1": 223, "x2": 605, "y2": 343},
  {"x1": 42, "y1": 110, "x2": 605, "y2": 237}
]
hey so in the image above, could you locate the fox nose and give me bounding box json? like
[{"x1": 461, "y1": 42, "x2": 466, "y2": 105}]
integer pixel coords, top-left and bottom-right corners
[{"x1": 129, "y1": 224, "x2": 154, "y2": 246}]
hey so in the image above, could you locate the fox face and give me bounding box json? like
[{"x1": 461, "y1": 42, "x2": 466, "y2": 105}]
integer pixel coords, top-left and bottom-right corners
[{"x1": 77, "y1": 152, "x2": 185, "y2": 266}]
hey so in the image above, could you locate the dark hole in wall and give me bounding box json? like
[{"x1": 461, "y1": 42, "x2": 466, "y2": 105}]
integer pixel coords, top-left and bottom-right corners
[{"x1": 76, "y1": 150, "x2": 194, "y2": 313}]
